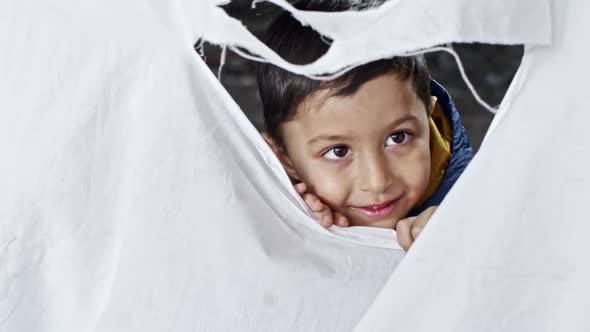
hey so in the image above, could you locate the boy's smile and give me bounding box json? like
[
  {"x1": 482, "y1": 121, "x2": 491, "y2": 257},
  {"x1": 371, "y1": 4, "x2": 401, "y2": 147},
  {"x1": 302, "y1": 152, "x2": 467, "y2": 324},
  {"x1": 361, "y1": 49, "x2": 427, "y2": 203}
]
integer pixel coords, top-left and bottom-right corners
[
  {"x1": 349, "y1": 198, "x2": 401, "y2": 219},
  {"x1": 270, "y1": 73, "x2": 436, "y2": 228}
]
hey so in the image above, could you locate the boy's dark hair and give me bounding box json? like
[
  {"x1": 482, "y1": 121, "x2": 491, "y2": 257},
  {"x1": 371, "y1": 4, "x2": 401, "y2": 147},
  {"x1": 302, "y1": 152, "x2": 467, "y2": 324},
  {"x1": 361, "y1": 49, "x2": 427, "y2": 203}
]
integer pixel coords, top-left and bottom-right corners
[{"x1": 257, "y1": 0, "x2": 431, "y2": 146}]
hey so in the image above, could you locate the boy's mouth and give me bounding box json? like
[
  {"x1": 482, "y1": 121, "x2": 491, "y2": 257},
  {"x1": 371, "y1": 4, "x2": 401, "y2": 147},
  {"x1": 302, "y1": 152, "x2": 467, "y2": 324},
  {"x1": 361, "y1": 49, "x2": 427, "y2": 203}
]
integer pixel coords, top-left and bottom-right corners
[{"x1": 349, "y1": 199, "x2": 399, "y2": 219}]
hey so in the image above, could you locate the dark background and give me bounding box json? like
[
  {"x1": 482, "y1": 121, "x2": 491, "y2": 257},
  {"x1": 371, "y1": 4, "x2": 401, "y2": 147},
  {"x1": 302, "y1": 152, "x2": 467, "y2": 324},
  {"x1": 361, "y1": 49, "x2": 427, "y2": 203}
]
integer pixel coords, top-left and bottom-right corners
[{"x1": 200, "y1": 1, "x2": 523, "y2": 150}]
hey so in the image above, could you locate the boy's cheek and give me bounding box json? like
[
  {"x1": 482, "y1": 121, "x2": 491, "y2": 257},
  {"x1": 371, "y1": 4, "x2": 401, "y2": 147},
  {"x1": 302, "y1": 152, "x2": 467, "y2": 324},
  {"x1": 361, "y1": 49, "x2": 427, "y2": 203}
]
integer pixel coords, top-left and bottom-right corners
[
  {"x1": 302, "y1": 170, "x2": 351, "y2": 210},
  {"x1": 405, "y1": 151, "x2": 433, "y2": 207}
]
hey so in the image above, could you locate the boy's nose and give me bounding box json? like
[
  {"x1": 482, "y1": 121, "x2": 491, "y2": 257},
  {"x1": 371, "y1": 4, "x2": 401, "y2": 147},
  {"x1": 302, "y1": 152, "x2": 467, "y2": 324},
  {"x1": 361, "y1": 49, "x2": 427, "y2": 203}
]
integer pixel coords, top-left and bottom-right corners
[{"x1": 358, "y1": 153, "x2": 393, "y2": 194}]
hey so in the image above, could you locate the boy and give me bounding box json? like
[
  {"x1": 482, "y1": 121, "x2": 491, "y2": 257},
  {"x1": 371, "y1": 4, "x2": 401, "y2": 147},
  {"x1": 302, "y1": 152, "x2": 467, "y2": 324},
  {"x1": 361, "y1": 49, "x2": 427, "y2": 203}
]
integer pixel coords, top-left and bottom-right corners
[{"x1": 257, "y1": 0, "x2": 473, "y2": 250}]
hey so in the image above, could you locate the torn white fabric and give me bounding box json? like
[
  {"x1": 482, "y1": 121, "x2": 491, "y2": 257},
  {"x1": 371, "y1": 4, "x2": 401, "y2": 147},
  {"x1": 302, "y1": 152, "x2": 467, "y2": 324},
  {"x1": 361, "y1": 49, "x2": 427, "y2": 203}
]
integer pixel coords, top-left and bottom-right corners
[
  {"x1": 0, "y1": 0, "x2": 568, "y2": 331},
  {"x1": 355, "y1": 1, "x2": 590, "y2": 331},
  {"x1": 0, "y1": 1, "x2": 403, "y2": 331},
  {"x1": 187, "y1": 0, "x2": 550, "y2": 78}
]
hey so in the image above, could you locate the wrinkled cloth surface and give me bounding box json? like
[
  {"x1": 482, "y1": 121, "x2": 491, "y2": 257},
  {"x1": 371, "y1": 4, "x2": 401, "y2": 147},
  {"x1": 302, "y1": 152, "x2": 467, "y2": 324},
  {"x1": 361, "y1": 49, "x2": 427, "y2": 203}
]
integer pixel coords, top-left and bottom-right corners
[
  {"x1": 356, "y1": 1, "x2": 590, "y2": 331},
  {"x1": 0, "y1": 0, "x2": 563, "y2": 331}
]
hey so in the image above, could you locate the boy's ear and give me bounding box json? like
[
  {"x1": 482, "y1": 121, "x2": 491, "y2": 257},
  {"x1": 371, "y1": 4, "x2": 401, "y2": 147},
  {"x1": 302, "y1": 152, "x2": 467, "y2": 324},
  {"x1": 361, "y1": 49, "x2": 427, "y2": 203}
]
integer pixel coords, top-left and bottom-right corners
[
  {"x1": 261, "y1": 132, "x2": 301, "y2": 182},
  {"x1": 427, "y1": 96, "x2": 438, "y2": 117}
]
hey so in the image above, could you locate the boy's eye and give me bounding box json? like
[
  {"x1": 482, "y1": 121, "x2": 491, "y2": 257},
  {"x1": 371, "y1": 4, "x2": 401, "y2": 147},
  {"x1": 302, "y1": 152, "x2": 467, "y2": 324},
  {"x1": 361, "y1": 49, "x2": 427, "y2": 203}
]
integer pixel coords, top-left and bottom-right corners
[
  {"x1": 323, "y1": 145, "x2": 351, "y2": 160},
  {"x1": 385, "y1": 131, "x2": 411, "y2": 146}
]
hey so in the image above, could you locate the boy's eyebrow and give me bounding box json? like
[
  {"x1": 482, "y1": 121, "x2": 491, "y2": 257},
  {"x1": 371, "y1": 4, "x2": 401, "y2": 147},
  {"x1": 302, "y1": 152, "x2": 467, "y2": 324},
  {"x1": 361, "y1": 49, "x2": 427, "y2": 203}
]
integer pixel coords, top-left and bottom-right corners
[
  {"x1": 307, "y1": 114, "x2": 420, "y2": 145},
  {"x1": 385, "y1": 114, "x2": 421, "y2": 129},
  {"x1": 307, "y1": 134, "x2": 351, "y2": 145}
]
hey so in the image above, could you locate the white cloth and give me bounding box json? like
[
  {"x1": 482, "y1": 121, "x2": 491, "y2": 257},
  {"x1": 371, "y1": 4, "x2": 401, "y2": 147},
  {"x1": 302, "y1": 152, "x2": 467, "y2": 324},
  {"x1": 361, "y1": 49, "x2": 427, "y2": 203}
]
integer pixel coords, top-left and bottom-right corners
[
  {"x1": 0, "y1": 0, "x2": 572, "y2": 331},
  {"x1": 355, "y1": 1, "x2": 590, "y2": 331},
  {"x1": 1, "y1": 1, "x2": 403, "y2": 331}
]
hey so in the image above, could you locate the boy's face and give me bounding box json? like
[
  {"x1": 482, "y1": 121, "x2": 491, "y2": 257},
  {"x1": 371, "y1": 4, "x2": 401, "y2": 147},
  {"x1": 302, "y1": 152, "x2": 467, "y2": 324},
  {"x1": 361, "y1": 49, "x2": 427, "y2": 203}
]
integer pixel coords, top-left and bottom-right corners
[{"x1": 270, "y1": 74, "x2": 435, "y2": 229}]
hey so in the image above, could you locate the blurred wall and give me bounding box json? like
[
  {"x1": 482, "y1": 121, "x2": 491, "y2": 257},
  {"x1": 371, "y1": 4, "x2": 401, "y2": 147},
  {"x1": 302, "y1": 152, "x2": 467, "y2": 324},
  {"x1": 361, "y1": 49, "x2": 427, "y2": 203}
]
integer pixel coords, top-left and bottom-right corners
[{"x1": 201, "y1": 1, "x2": 523, "y2": 151}]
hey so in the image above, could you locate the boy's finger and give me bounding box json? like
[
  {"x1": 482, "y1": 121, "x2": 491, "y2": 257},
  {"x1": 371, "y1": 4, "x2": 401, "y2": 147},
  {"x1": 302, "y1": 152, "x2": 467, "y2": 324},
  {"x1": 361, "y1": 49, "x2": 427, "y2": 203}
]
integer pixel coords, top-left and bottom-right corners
[
  {"x1": 396, "y1": 218, "x2": 414, "y2": 251},
  {"x1": 333, "y1": 212, "x2": 350, "y2": 227},
  {"x1": 319, "y1": 211, "x2": 333, "y2": 228},
  {"x1": 410, "y1": 211, "x2": 430, "y2": 239},
  {"x1": 411, "y1": 206, "x2": 437, "y2": 239},
  {"x1": 394, "y1": 215, "x2": 415, "y2": 231},
  {"x1": 294, "y1": 182, "x2": 307, "y2": 195},
  {"x1": 420, "y1": 206, "x2": 438, "y2": 221},
  {"x1": 411, "y1": 224, "x2": 423, "y2": 240},
  {"x1": 303, "y1": 193, "x2": 324, "y2": 212}
]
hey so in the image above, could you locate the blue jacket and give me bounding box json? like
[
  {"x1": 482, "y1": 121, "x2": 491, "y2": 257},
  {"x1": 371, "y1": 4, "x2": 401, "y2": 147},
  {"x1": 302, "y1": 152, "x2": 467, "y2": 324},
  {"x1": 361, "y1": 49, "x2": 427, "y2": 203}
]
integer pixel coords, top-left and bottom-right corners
[{"x1": 408, "y1": 80, "x2": 474, "y2": 217}]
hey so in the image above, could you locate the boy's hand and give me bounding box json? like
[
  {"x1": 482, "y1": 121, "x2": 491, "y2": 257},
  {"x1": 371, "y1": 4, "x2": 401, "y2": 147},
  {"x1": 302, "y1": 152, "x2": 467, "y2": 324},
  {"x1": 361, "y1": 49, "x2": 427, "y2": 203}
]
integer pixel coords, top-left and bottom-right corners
[
  {"x1": 294, "y1": 182, "x2": 350, "y2": 228},
  {"x1": 395, "y1": 205, "x2": 438, "y2": 251}
]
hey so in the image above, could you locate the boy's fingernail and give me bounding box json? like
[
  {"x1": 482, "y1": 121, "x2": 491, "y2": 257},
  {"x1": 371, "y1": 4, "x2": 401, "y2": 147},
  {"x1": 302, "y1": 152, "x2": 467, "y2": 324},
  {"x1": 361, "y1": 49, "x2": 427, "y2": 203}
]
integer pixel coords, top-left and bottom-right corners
[{"x1": 312, "y1": 199, "x2": 322, "y2": 209}]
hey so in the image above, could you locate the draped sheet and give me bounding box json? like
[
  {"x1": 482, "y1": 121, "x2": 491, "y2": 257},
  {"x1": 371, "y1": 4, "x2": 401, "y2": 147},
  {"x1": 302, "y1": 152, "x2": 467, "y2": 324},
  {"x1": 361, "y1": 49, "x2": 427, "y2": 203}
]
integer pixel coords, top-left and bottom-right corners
[
  {"x1": 355, "y1": 1, "x2": 590, "y2": 330},
  {"x1": 0, "y1": 0, "x2": 569, "y2": 331}
]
